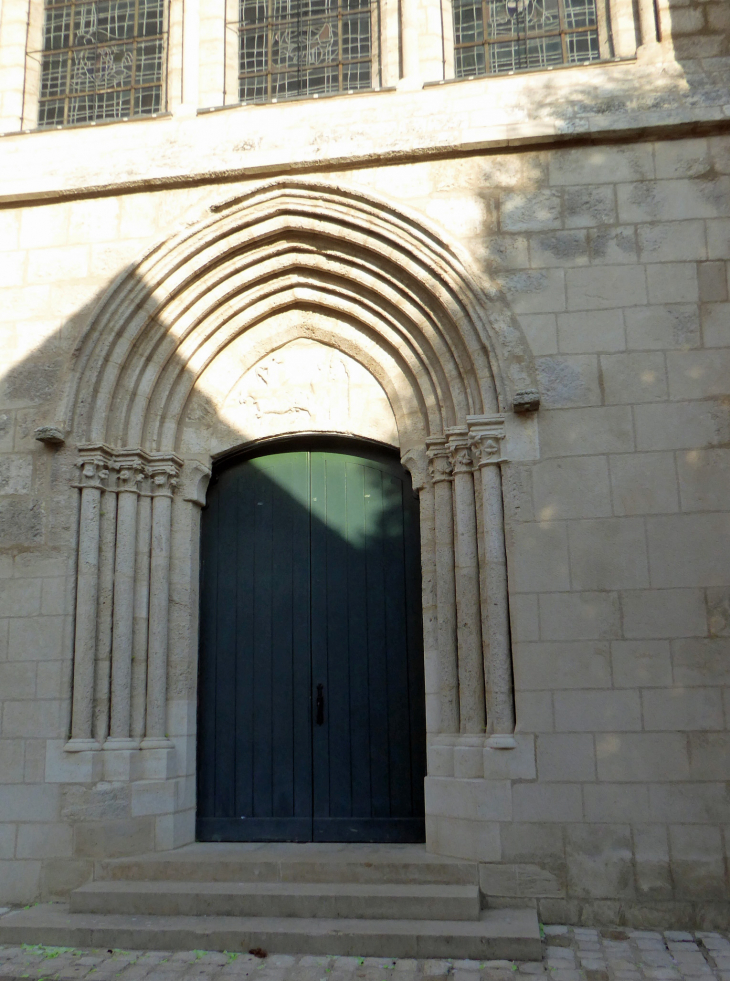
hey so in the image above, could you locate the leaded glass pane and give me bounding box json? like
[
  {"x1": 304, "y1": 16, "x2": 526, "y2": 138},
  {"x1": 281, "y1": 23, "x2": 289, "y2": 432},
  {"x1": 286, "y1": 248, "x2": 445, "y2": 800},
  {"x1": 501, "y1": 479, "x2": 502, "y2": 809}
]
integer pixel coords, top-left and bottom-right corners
[
  {"x1": 454, "y1": 0, "x2": 602, "y2": 78},
  {"x1": 37, "y1": 0, "x2": 166, "y2": 127},
  {"x1": 239, "y1": 0, "x2": 374, "y2": 104}
]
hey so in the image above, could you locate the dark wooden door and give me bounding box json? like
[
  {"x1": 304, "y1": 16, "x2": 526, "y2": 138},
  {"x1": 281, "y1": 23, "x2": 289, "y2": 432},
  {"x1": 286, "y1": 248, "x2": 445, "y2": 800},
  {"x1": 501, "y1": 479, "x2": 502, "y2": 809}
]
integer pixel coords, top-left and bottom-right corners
[{"x1": 197, "y1": 440, "x2": 426, "y2": 843}]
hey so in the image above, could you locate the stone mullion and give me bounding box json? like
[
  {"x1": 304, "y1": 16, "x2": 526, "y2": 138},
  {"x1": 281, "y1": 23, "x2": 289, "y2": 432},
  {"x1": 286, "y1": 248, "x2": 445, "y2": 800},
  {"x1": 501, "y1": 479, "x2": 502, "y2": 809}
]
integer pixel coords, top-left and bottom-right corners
[
  {"x1": 106, "y1": 453, "x2": 147, "y2": 749},
  {"x1": 426, "y1": 437, "x2": 459, "y2": 734},
  {"x1": 142, "y1": 455, "x2": 182, "y2": 749},
  {"x1": 468, "y1": 416, "x2": 515, "y2": 748},
  {"x1": 66, "y1": 446, "x2": 114, "y2": 751},
  {"x1": 446, "y1": 428, "x2": 486, "y2": 735}
]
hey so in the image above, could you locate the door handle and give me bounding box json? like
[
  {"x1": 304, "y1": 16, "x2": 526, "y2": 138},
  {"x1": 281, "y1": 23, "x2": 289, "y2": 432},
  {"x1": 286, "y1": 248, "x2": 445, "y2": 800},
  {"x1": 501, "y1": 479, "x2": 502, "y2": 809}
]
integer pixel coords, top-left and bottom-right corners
[{"x1": 316, "y1": 683, "x2": 324, "y2": 726}]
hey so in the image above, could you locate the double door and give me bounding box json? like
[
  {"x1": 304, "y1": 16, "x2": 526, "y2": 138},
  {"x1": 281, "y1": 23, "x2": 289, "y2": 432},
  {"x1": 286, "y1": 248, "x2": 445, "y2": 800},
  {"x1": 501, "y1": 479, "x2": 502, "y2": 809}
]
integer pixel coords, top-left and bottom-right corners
[{"x1": 196, "y1": 441, "x2": 426, "y2": 842}]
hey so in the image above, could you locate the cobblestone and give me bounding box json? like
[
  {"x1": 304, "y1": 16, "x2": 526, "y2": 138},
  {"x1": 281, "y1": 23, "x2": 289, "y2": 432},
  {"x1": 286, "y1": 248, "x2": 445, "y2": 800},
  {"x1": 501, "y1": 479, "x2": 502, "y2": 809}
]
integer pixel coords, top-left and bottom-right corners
[{"x1": 0, "y1": 927, "x2": 728, "y2": 981}]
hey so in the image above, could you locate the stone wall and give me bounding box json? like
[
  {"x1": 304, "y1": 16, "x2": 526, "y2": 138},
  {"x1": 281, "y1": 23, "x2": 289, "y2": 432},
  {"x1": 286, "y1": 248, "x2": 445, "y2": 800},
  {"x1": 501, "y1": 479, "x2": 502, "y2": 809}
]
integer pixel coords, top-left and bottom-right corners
[{"x1": 0, "y1": 42, "x2": 728, "y2": 927}]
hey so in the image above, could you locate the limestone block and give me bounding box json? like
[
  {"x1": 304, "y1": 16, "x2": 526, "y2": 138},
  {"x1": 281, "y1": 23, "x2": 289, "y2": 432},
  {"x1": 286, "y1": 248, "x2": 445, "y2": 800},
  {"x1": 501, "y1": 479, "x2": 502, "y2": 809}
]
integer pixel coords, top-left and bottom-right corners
[
  {"x1": 482, "y1": 734, "x2": 536, "y2": 780},
  {"x1": 600, "y1": 352, "x2": 668, "y2": 404},
  {"x1": 0, "y1": 662, "x2": 36, "y2": 698},
  {"x1": 424, "y1": 777, "x2": 512, "y2": 821},
  {"x1": 536, "y1": 733, "x2": 596, "y2": 782},
  {"x1": 479, "y1": 863, "x2": 563, "y2": 898},
  {"x1": 454, "y1": 739, "x2": 485, "y2": 779},
  {"x1": 24, "y1": 740, "x2": 47, "y2": 783},
  {"x1": 554, "y1": 690, "x2": 642, "y2": 732},
  {"x1": 501, "y1": 190, "x2": 562, "y2": 232},
  {"x1": 707, "y1": 218, "x2": 730, "y2": 261},
  {"x1": 16, "y1": 822, "x2": 72, "y2": 859},
  {"x1": 506, "y1": 521, "x2": 570, "y2": 593},
  {"x1": 514, "y1": 691, "x2": 554, "y2": 733},
  {"x1": 60, "y1": 783, "x2": 130, "y2": 822},
  {"x1": 539, "y1": 593, "x2": 620, "y2": 641},
  {"x1": 654, "y1": 139, "x2": 711, "y2": 181},
  {"x1": 669, "y1": 825, "x2": 727, "y2": 900},
  {"x1": 647, "y1": 513, "x2": 730, "y2": 586},
  {"x1": 26, "y1": 246, "x2": 90, "y2": 285},
  {"x1": 647, "y1": 263, "x2": 700, "y2": 305},
  {"x1": 535, "y1": 355, "x2": 601, "y2": 408},
  {"x1": 482, "y1": 236, "x2": 530, "y2": 271},
  {"x1": 557, "y1": 310, "x2": 625, "y2": 354},
  {"x1": 425, "y1": 815, "x2": 501, "y2": 862},
  {"x1": 596, "y1": 732, "x2": 690, "y2": 781},
  {"x1": 102, "y1": 750, "x2": 144, "y2": 783},
  {"x1": 621, "y1": 588, "x2": 707, "y2": 639},
  {"x1": 12, "y1": 552, "x2": 69, "y2": 580},
  {"x1": 155, "y1": 808, "x2": 195, "y2": 851},
  {"x1": 634, "y1": 824, "x2": 673, "y2": 899},
  {"x1": 635, "y1": 399, "x2": 730, "y2": 451},
  {"x1": 514, "y1": 641, "x2": 611, "y2": 692},
  {"x1": 427, "y1": 741, "x2": 454, "y2": 777},
  {"x1": 588, "y1": 227, "x2": 639, "y2": 266},
  {"x1": 568, "y1": 518, "x2": 650, "y2": 590},
  {"x1": 672, "y1": 638, "x2": 730, "y2": 687},
  {"x1": 39, "y1": 858, "x2": 93, "y2": 899},
  {"x1": 502, "y1": 269, "x2": 567, "y2": 315},
  {"x1": 130, "y1": 779, "x2": 179, "y2": 817},
  {"x1": 611, "y1": 640, "x2": 673, "y2": 688},
  {"x1": 512, "y1": 783, "x2": 583, "y2": 822},
  {"x1": 0, "y1": 252, "x2": 25, "y2": 288},
  {"x1": 532, "y1": 457, "x2": 611, "y2": 521},
  {"x1": 609, "y1": 452, "x2": 680, "y2": 516},
  {"x1": 0, "y1": 824, "x2": 15, "y2": 858},
  {"x1": 509, "y1": 594, "x2": 539, "y2": 642},
  {"x1": 19, "y1": 204, "x2": 70, "y2": 249},
  {"x1": 637, "y1": 221, "x2": 707, "y2": 263},
  {"x1": 529, "y1": 231, "x2": 589, "y2": 269},
  {"x1": 0, "y1": 210, "x2": 20, "y2": 251},
  {"x1": 643, "y1": 687, "x2": 724, "y2": 731},
  {"x1": 625, "y1": 303, "x2": 700, "y2": 350},
  {"x1": 688, "y1": 732, "x2": 730, "y2": 780},
  {"x1": 702, "y1": 303, "x2": 730, "y2": 346},
  {"x1": 0, "y1": 740, "x2": 24, "y2": 782},
  {"x1": 0, "y1": 859, "x2": 41, "y2": 904},
  {"x1": 2, "y1": 699, "x2": 62, "y2": 737},
  {"x1": 566, "y1": 266, "x2": 647, "y2": 311},
  {"x1": 618, "y1": 178, "x2": 730, "y2": 224},
  {"x1": 583, "y1": 785, "x2": 650, "y2": 823},
  {"x1": 8, "y1": 616, "x2": 65, "y2": 660},
  {"x1": 649, "y1": 784, "x2": 730, "y2": 823},
  {"x1": 697, "y1": 262, "x2": 728, "y2": 302},
  {"x1": 565, "y1": 825, "x2": 634, "y2": 900},
  {"x1": 677, "y1": 448, "x2": 730, "y2": 511},
  {"x1": 539, "y1": 406, "x2": 634, "y2": 458},
  {"x1": 0, "y1": 499, "x2": 44, "y2": 546},
  {"x1": 0, "y1": 577, "x2": 40, "y2": 617},
  {"x1": 550, "y1": 145, "x2": 654, "y2": 187},
  {"x1": 564, "y1": 185, "x2": 616, "y2": 228},
  {"x1": 499, "y1": 822, "x2": 565, "y2": 869},
  {"x1": 72, "y1": 817, "x2": 155, "y2": 858},
  {"x1": 0, "y1": 784, "x2": 59, "y2": 822},
  {"x1": 40, "y1": 578, "x2": 67, "y2": 616},
  {"x1": 511, "y1": 315, "x2": 554, "y2": 360},
  {"x1": 425, "y1": 196, "x2": 489, "y2": 238},
  {"x1": 67, "y1": 199, "x2": 121, "y2": 245},
  {"x1": 707, "y1": 588, "x2": 730, "y2": 638}
]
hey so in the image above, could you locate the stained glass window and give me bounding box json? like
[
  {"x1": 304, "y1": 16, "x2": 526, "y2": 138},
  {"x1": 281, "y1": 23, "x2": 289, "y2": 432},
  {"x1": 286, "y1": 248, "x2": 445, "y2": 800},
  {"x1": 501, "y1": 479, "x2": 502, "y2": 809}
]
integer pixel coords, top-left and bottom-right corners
[
  {"x1": 453, "y1": 0, "x2": 602, "y2": 77},
  {"x1": 239, "y1": 0, "x2": 375, "y2": 104},
  {"x1": 37, "y1": 0, "x2": 166, "y2": 127}
]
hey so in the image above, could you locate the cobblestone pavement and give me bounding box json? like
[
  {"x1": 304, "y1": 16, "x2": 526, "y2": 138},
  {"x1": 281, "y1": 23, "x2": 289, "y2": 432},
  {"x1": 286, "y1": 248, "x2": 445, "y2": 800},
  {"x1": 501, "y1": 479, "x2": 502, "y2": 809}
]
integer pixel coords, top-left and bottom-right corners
[{"x1": 0, "y1": 927, "x2": 729, "y2": 981}]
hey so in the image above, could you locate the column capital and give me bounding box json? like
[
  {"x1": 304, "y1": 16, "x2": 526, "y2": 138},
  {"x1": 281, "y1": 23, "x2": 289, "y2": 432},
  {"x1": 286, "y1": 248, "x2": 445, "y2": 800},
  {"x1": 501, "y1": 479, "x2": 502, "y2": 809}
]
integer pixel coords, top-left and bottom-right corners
[
  {"x1": 115, "y1": 450, "x2": 149, "y2": 494},
  {"x1": 147, "y1": 454, "x2": 183, "y2": 498},
  {"x1": 400, "y1": 447, "x2": 428, "y2": 492},
  {"x1": 444, "y1": 427, "x2": 474, "y2": 475},
  {"x1": 73, "y1": 444, "x2": 115, "y2": 490},
  {"x1": 425, "y1": 436, "x2": 453, "y2": 483},
  {"x1": 467, "y1": 415, "x2": 507, "y2": 467}
]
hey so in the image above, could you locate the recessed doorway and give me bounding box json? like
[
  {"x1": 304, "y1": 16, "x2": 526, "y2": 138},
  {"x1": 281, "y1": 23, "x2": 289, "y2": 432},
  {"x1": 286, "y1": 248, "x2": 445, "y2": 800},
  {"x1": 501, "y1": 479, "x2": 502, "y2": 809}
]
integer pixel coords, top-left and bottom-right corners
[{"x1": 196, "y1": 437, "x2": 426, "y2": 843}]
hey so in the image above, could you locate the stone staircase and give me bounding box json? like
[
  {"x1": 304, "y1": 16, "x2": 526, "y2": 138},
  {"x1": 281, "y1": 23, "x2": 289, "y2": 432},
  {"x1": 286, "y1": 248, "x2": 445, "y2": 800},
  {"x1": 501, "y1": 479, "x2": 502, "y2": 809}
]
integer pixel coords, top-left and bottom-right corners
[{"x1": 0, "y1": 843, "x2": 542, "y2": 959}]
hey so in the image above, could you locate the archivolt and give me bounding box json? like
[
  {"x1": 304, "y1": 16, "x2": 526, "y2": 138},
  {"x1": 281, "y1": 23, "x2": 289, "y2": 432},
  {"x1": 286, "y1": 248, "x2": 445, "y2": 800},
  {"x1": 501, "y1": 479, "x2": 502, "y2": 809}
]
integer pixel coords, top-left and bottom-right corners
[{"x1": 62, "y1": 178, "x2": 538, "y2": 451}]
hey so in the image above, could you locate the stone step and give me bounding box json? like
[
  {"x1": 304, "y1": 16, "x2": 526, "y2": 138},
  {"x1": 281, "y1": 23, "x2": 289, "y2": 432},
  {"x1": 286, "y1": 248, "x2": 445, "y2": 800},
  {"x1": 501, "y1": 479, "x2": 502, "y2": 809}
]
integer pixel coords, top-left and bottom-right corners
[
  {"x1": 70, "y1": 880, "x2": 482, "y2": 921},
  {"x1": 98, "y1": 843, "x2": 478, "y2": 886},
  {"x1": 0, "y1": 904, "x2": 542, "y2": 960}
]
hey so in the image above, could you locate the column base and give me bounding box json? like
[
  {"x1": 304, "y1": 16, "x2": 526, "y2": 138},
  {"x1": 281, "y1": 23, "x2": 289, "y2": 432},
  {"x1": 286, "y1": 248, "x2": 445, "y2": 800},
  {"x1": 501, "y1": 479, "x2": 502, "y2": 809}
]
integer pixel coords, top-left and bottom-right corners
[
  {"x1": 103, "y1": 737, "x2": 140, "y2": 751},
  {"x1": 486, "y1": 733, "x2": 517, "y2": 750},
  {"x1": 140, "y1": 736, "x2": 175, "y2": 751},
  {"x1": 64, "y1": 738, "x2": 101, "y2": 753}
]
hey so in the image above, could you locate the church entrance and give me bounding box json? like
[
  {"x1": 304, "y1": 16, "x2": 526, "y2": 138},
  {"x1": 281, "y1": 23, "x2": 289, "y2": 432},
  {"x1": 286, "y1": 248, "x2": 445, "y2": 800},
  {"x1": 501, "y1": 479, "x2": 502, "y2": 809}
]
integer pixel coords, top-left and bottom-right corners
[{"x1": 196, "y1": 437, "x2": 426, "y2": 843}]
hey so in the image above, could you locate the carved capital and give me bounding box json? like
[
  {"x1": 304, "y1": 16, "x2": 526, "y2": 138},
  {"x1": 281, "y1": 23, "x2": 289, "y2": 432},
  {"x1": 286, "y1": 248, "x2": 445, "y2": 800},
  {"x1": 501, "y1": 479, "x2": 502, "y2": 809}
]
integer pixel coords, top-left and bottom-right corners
[
  {"x1": 444, "y1": 428, "x2": 474, "y2": 475},
  {"x1": 73, "y1": 444, "x2": 115, "y2": 491},
  {"x1": 182, "y1": 460, "x2": 213, "y2": 507},
  {"x1": 147, "y1": 453, "x2": 183, "y2": 499},
  {"x1": 400, "y1": 447, "x2": 427, "y2": 493},
  {"x1": 115, "y1": 451, "x2": 148, "y2": 494},
  {"x1": 425, "y1": 436, "x2": 453, "y2": 484},
  {"x1": 466, "y1": 415, "x2": 507, "y2": 467}
]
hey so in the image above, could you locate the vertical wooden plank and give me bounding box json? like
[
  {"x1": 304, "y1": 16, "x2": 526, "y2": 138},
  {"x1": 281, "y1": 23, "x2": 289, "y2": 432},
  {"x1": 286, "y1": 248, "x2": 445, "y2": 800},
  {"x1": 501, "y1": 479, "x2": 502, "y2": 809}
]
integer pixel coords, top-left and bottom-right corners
[
  {"x1": 310, "y1": 452, "x2": 330, "y2": 821},
  {"x1": 346, "y1": 460, "x2": 371, "y2": 818},
  {"x1": 214, "y1": 466, "x2": 238, "y2": 819},
  {"x1": 197, "y1": 472, "x2": 219, "y2": 826},
  {"x1": 252, "y1": 462, "x2": 274, "y2": 818},
  {"x1": 235, "y1": 461, "x2": 256, "y2": 820}
]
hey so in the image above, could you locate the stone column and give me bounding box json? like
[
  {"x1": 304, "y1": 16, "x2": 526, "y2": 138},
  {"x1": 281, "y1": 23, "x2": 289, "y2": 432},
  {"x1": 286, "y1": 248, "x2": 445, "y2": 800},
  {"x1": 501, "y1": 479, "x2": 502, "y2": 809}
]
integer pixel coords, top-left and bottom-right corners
[
  {"x1": 638, "y1": 0, "x2": 658, "y2": 45},
  {"x1": 106, "y1": 453, "x2": 145, "y2": 750},
  {"x1": 608, "y1": 0, "x2": 639, "y2": 58},
  {"x1": 398, "y1": 0, "x2": 422, "y2": 88},
  {"x1": 468, "y1": 417, "x2": 515, "y2": 747},
  {"x1": 66, "y1": 446, "x2": 113, "y2": 751},
  {"x1": 425, "y1": 438, "x2": 459, "y2": 733},
  {"x1": 141, "y1": 455, "x2": 182, "y2": 749},
  {"x1": 446, "y1": 428, "x2": 485, "y2": 734},
  {"x1": 131, "y1": 479, "x2": 153, "y2": 741}
]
